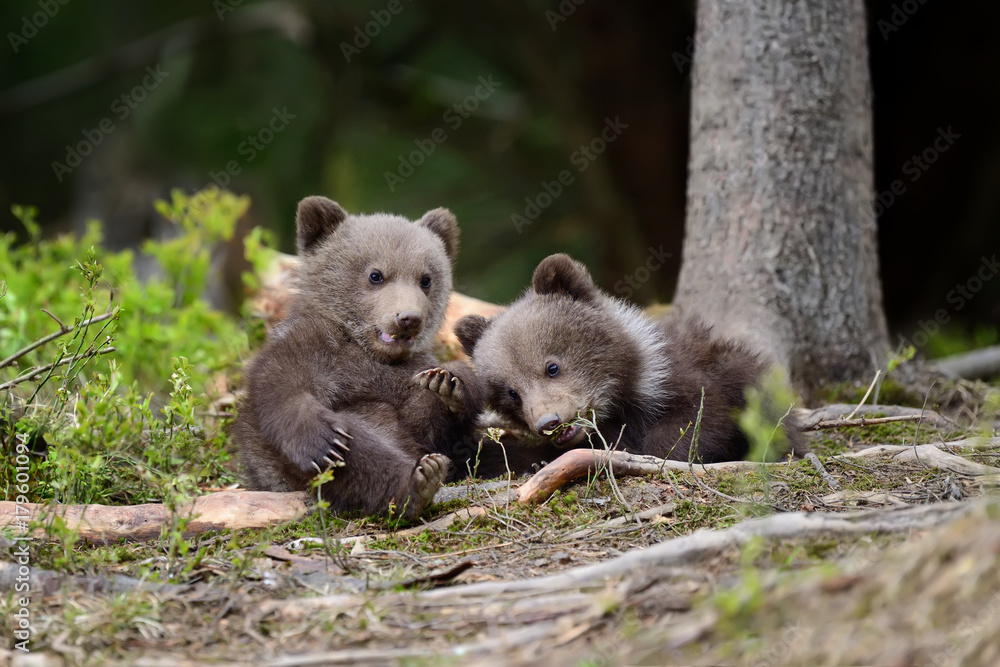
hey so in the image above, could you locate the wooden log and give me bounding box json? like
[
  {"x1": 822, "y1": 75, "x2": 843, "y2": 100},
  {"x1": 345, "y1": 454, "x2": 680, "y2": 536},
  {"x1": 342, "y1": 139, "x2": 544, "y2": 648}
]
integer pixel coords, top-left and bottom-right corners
[
  {"x1": 934, "y1": 344, "x2": 1000, "y2": 379},
  {"x1": 0, "y1": 490, "x2": 310, "y2": 544},
  {"x1": 515, "y1": 449, "x2": 797, "y2": 504}
]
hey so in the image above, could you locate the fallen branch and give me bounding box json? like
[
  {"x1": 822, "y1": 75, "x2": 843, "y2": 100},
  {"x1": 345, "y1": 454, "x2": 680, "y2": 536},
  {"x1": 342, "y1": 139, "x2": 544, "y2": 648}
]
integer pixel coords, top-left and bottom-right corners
[
  {"x1": 518, "y1": 437, "x2": 1000, "y2": 503},
  {"x1": 0, "y1": 560, "x2": 183, "y2": 596},
  {"x1": 806, "y1": 414, "x2": 927, "y2": 431},
  {"x1": 807, "y1": 452, "x2": 841, "y2": 491},
  {"x1": 796, "y1": 403, "x2": 950, "y2": 430},
  {"x1": 820, "y1": 489, "x2": 909, "y2": 507},
  {"x1": 369, "y1": 559, "x2": 475, "y2": 591},
  {"x1": 0, "y1": 490, "x2": 310, "y2": 544},
  {"x1": 837, "y1": 443, "x2": 1000, "y2": 476},
  {"x1": 562, "y1": 502, "x2": 676, "y2": 541},
  {"x1": 934, "y1": 344, "x2": 1000, "y2": 380},
  {"x1": 0, "y1": 488, "x2": 495, "y2": 545},
  {"x1": 516, "y1": 449, "x2": 796, "y2": 504}
]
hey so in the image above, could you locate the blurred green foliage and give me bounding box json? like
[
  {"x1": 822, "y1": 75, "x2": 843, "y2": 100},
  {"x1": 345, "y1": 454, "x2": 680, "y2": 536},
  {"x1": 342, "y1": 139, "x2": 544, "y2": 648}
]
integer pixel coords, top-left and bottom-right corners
[
  {"x1": 0, "y1": 0, "x2": 652, "y2": 306},
  {"x1": 1, "y1": 188, "x2": 263, "y2": 505}
]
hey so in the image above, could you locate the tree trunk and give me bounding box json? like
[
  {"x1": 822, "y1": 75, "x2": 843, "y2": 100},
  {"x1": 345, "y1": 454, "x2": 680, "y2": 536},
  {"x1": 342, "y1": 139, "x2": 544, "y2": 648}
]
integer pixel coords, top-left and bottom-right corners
[{"x1": 674, "y1": 0, "x2": 888, "y2": 395}]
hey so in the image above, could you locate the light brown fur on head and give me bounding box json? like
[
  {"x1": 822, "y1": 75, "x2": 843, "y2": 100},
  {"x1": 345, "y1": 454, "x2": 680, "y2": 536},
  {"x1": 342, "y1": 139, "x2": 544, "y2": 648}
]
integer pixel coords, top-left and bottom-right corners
[
  {"x1": 457, "y1": 254, "x2": 658, "y2": 447},
  {"x1": 456, "y1": 253, "x2": 807, "y2": 463},
  {"x1": 292, "y1": 196, "x2": 458, "y2": 365},
  {"x1": 235, "y1": 195, "x2": 497, "y2": 517}
]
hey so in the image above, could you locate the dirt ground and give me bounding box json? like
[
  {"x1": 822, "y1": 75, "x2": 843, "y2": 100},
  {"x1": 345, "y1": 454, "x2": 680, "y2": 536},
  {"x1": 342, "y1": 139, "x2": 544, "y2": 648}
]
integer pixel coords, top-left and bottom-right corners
[{"x1": 2, "y1": 405, "x2": 1000, "y2": 666}]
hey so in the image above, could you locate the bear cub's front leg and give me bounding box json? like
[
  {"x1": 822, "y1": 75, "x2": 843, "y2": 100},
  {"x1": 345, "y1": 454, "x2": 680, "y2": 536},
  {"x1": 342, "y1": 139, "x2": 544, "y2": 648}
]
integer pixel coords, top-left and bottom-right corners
[{"x1": 266, "y1": 401, "x2": 354, "y2": 476}]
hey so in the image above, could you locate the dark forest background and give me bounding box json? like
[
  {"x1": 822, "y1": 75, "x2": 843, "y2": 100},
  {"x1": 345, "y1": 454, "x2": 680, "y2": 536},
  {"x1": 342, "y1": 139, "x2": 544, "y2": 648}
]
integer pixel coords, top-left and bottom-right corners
[{"x1": 1, "y1": 0, "x2": 998, "y2": 358}]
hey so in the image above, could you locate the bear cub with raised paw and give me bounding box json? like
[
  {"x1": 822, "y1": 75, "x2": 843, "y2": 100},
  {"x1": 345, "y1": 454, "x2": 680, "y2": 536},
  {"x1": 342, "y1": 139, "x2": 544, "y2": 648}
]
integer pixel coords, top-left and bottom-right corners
[
  {"x1": 234, "y1": 196, "x2": 484, "y2": 519},
  {"x1": 454, "y1": 253, "x2": 807, "y2": 464}
]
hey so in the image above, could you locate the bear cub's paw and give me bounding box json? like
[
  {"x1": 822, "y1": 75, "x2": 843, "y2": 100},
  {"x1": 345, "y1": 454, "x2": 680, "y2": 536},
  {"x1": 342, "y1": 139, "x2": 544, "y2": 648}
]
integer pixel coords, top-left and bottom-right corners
[
  {"x1": 414, "y1": 367, "x2": 467, "y2": 414},
  {"x1": 292, "y1": 411, "x2": 353, "y2": 476},
  {"x1": 405, "y1": 453, "x2": 450, "y2": 520}
]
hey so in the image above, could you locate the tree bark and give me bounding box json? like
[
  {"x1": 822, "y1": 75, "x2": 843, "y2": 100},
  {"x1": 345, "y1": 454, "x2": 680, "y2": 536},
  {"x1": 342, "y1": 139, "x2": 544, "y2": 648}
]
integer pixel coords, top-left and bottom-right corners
[{"x1": 675, "y1": 0, "x2": 888, "y2": 394}]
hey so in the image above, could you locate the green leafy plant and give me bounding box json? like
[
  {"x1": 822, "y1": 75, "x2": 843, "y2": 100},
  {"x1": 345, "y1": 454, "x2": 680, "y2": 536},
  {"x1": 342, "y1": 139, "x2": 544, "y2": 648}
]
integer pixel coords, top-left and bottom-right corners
[
  {"x1": 740, "y1": 368, "x2": 797, "y2": 463},
  {"x1": 1, "y1": 188, "x2": 255, "y2": 507}
]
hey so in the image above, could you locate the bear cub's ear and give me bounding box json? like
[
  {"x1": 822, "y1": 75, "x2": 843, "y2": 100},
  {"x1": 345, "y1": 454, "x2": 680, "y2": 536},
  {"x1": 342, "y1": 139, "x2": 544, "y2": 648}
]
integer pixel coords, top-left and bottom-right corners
[
  {"x1": 454, "y1": 314, "x2": 489, "y2": 356},
  {"x1": 532, "y1": 253, "x2": 598, "y2": 302},
  {"x1": 296, "y1": 196, "x2": 348, "y2": 254},
  {"x1": 417, "y1": 208, "x2": 459, "y2": 261}
]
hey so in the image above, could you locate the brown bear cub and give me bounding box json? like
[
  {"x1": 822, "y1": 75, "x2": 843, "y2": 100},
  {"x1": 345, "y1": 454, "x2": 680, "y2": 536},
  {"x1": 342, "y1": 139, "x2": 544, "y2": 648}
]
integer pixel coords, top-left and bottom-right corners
[
  {"x1": 234, "y1": 196, "x2": 485, "y2": 519},
  {"x1": 454, "y1": 254, "x2": 807, "y2": 464}
]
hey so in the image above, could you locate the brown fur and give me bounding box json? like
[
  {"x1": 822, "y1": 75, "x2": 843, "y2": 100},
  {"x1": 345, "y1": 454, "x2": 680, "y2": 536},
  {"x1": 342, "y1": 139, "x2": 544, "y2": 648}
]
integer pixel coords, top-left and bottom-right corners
[
  {"x1": 234, "y1": 196, "x2": 485, "y2": 517},
  {"x1": 455, "y1": 254, "x2": 807, "y2": 464}
]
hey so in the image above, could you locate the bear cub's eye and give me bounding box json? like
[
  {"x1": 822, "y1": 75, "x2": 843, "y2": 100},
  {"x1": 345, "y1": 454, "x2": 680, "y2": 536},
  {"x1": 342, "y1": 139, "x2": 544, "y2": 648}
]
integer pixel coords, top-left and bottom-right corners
[
  {"x1": 508, "y1": 389, "x2": 521, "y2": 404},
  {"x1": 369, "y1": 271, "x2": 384, "y2": 285},
  {"x1": 546, "y1": 362, "x2": 560, "y2": 377},
  {"x1": 420, "y1": 275, "x2": 432, "y2": 290}
]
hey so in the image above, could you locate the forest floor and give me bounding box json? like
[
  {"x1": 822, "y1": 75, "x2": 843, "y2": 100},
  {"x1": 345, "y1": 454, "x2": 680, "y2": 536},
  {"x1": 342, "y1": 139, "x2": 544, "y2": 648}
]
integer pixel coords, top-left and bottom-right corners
[{"x1": 2, "y1": 401, "x2": 1000, "y2": 666}]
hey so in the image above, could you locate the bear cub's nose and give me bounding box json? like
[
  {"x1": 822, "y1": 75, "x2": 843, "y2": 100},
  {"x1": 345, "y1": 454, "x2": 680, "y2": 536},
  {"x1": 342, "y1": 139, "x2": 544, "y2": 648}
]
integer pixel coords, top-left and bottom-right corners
[
  {"x1": 396, "y1": 311, "x2": 423, "y2": 332},
  {"x1": 536, "y1": 414, "x2": 561, "y2": 435}
]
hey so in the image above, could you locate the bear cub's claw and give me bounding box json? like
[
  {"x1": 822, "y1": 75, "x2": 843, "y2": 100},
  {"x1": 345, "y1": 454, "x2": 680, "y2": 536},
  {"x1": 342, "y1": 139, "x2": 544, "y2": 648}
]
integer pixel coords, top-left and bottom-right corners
[
  {"x1": 405, "y1": 453, "x2": 450, "y2": 520},
  {"x1": 414, "y1": 367, "x2": 466, "y2": 414},
  {"x1": 299, "y1": 413, "x2": 354, "y2": 476}
]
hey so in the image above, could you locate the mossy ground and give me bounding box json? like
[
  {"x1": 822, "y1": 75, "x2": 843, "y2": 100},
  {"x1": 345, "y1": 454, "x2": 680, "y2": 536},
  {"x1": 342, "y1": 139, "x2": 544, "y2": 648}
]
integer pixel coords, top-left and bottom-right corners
[{"x1": 2, "y1": 409, "x2": 998, "y2": 665}]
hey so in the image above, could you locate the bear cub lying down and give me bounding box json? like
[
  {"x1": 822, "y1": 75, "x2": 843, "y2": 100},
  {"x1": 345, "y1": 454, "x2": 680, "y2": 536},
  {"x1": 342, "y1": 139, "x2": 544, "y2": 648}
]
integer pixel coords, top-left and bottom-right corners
[
  {"x1": 234, "y1": 196, "x2": 484, "y2": 519},
  {"x1": 455, "y1": 254, "x2": 807, "y2": 464}
]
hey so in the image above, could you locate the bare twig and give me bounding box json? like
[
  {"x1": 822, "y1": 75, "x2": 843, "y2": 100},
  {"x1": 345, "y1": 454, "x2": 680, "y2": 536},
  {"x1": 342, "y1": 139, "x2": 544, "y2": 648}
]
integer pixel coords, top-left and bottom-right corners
[
  {"x1": 0, "y1": 312, "x2": 114, "y2": 369},
  {"x1": 0, "y1": 346, "x2": 116, "y2": 391},
  {"x1": 796, "y1": 404, "x2": 951, "y2": 429},
  {"x1": 806, "y1": 414, "x2": 925, "y2": 431},
  {"x1": 911, "y1": 382, "x2": 936, "y2": 448},
  {"x1": 846, "y1": 369, "x2": 882, "y2": 420},
  {"x1": 40, "y1": 308, "x2": 67, "y2": 329},
  {"x1": 806, "y1": 453, "x2": 842, "y2": 491}
]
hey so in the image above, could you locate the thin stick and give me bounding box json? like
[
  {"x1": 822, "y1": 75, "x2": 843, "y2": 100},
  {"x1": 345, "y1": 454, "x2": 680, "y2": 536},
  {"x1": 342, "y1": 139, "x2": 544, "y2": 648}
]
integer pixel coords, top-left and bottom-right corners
[
  {"x1": 806, "y1": 453, "x2": 841, "y2": 491},
  {"x1": 0, "y1": 312, "x2": 114, "y2": 369},
  {"x1": 806, "y1": 414, "x2": 924, "y2": 431},
  {"x1": 40, "y1": 308, "x2": 67, "y2": 329},
  {"x1": 846, "y1": 369, "x2": 881, "y2": 420},
  {"x1": 0, "y1": 346, "x2": 116, "y2": 391}
]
